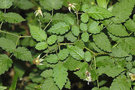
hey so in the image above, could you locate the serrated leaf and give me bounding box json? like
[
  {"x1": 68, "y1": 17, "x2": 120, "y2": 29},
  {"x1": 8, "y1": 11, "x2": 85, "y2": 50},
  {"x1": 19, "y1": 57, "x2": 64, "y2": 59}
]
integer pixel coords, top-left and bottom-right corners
[
  {"x1": 64, "y1": 56, "x2": 81, "y2": 71},
  {"x1": 97, "y1": 0, "x2": 108, "y2": 8},
  {"x1": 71, "y1": 25, "x2": 80, "y2": 36},
  {"x1": 0, "y1": 37, "x2": 16, "y2": 53},
  {"x1": 74, "y1": 40, "x2": 85, "y2": 49},
  {"x1": 41, "y1": 78, "x2": 59, "y2": 90},
  {"x1": 107, "y1": 23, "x2": 129, "y2": 36},
  {"x1": 81, "y1": 13, "x2": 89, "y2": 23},
  {"x1": 65, "y1": 32, "x2": 77, "y2": 42},
  {"x1": 110, "y1": 75, "x2": 131, "y2": 90},
  {"x1": 110, "y1": 44, "x2": 129, "y2": 57},
  {"x1": 112, "y1": 0, "x2": 135, "y2": 23},
  {"x1": 47, "y1": 35, "x2": 57, "y2": 45},
  {"x1": 0, "y1": 54, "x2": 12, "y2": 75},
  {"x1": 57, "y1": 35, "x2": 64, "y2": 43},
  {"x1": 74, "y1": 62, "x2": 88, "y2": 79},
  {"x1": 65, "y1": 79, "x2": 71, "y2": 89},
  {"x1": 68, "y1": 45, "x2": 84, "y2": 60},
  {"x1": 53, "y1": 63, "x2": 68, "y2": 89},
  {"x1": 87, "y1": 6, "x2": 113, "y2": 20},
  {"x1": 40, "y1": 0, "x2": 63, "y2": 11},
  {"x1": 64, "y1": 14, "x2": 75, "y2": 25},
  {"x1": 88, "y1": 21, "x2": 101, "y2": 34},
  {"x1": 15, "y1": 0, "x2": 34, "y2": 10},
  {"x1": 81, "y1": 32, "x2": 89, "y2": 42},
  {"x1": 80, "y1": 23, "x2": 87, "y2": 31},
  {"x1": 41, "y1": 69, "x2": 53, "y2": 78},
  {"x1": 45, "y1": 54, "x2": 58, "y2": 64},
  {"x1": 97, "y1": 65, "x2": 125, "y2": 77},
  {"x1": 0, "y1": 0, "x2": 13, "y2": 9},
  {"x1": 93, "y1": 33, "x2": 112, "y2": 52},
  {"x1": 13, "y1": 47, "x2": 33, "y2": 61},
  {"x1": 84, "y1": 51, "x2": 91, "y2": 62},
  {"x1": 4, "y1": 13, "x2": 25, "y2": 23},
  {"x1": 48, "y1": 22, "x2": 70, "y2": 35},
  {"x1": 29, "y1": 24, "x2": 47, "y2": 41},
  {"x1": 58, "y1": 49, "x2": 69, "y2": 60},
  {"x1": 124, "y1": 19, "x2": 135, "y2": 32},
  {"x1": 35, "y1": 42, "x2": 48, "y2": 50}
]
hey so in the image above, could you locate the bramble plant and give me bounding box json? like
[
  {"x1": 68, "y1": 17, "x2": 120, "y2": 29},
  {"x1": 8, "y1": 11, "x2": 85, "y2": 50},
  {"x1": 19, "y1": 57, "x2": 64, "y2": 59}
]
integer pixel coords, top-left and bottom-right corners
[{"x1": 0, "y1": 0, "x2": 135, "y2": 90}]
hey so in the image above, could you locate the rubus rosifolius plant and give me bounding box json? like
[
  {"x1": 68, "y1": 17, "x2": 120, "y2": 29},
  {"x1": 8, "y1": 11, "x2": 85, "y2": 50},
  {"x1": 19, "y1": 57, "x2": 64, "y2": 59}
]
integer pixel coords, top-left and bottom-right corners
[{"x1": 0, "y1": 0, "x2": 135, "y2": 90}]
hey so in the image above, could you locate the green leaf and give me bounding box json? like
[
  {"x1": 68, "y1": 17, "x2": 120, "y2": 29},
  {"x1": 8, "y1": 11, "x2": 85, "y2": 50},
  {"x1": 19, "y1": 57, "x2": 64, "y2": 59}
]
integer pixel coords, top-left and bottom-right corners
[
  {"x1": 35, "y1": 42, "x2": 48, "y2": 50},
  {"x1": 64, "y1": 79, "x2": 71, "y2": 89},
  {"x1": 97, "y1": 0, "x2": 108, "y2": 8},
  {"x1": 13, "y1": 47, "x2": 33, "y2": 61},
  {"x1": 65, "y1": 32, "x2": 77, "y2": 42},
  {"x1": 0, "y1": 86, "x2": 7, "y2": 90},
  {"x1": 48, "y1": 22, "x2": 70, "y2": 35},
  {"x1": 41, "y1": 69, "x2": 53, "y2": 78},
  {"x1": 41, "y1": 78, "x2": 59, "y2": 90},
  {"x1": 40, "y1": 0, "x2": 63, "y2": 11},
  {"x1": 15, "y1": 0, "x2": 34, "y2": 10},
  {"x1": 71, "y1": 25, "x2": 80, "y2": 36},
  {"x1": 0, "y1": 0, "x2": 13, "y2": 9},
  {"x1": 58, "y1": 49, "x2": 69, "y2": 60},
  {"x1": 81, "y1": 13, "x2": 89, "y2": 23},
  {"x1": 80, "y1": 23, "x2": 87, "y2": 32},
  {"x1": 107, "y1": 23, "x2": 129, "y2": 36},
  {"x1": 0, "y1": 54, "x2": 12, "y2": 75},
  {"x1": 110, "y1": 44, "x2": 129, "y2": 57},
  {"x1": 57, "y1": 35, "x2": 64, "y2": 43},
  {"x1": 4, "y1": 13, "x2": 25, "y2": 23},
  {"x1": 110, "y1": 75, "x2": 131, "y2": 90},
  {"x1": 53, "y1": 63, "x2": 68, "y2": 89},
  {"x1": 84, "y1": 51, "x2": 91, "y2": 62},
  {"x1": 88, "y1": 21, "x2": 101, "y2": 34},
  {"x1": 93, "y1": 33, "x2": 112, "y2": 52},
  {"x1": 74, "y1": 62, "x2": 88, "y2": 79},
  {"x1": 112, "y1": 0, "x2": 135, "y2": 23},
  {"x1": 87, "y1": 6, "x2": 113, "y2": 20},
  {"x1": 68, "y1": 45, "x2": 84, "y2": 60},
  {"x1": 45, "y1": 54, "x2": 58, "y2": 64},
  {"x1": 47, "y1": 35, "x2": 57, "y2": 45},
  {"x1": 0, "y1": 37, "x2": 16, "y2": 53},
  {"x1": 124, "y1": 19, "x2": 135, "y2": 32},
  {"x1": 64, "y1": 56, "x2": 82, "y2": 71},
  {"x1": 29, "y1": 24, "x2": 47, "y2": 41},
  {"x1": 74, "y1": 40, "x2": 85, "y2": 49},
  {"x1": 81, "y1": 32, "x2": 89, "y2": 42},
  {"x1": 14, "y1": 64, "x2": 25, "y2": 78}
]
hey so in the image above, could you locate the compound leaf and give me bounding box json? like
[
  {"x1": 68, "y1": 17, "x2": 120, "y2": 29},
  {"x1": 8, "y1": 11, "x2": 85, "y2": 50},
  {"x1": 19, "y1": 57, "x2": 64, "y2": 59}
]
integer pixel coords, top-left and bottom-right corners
[
  {"x1": 45, "y1": 54, "x2": 58, "y2": 64},
  {"x1": 58, "y1": 49, "x2": 69, "y2": 60},
  {"x1": 35, "y1": 42, "x2": 48, "y2": 50},
  {"x1": 0, "y1": 0, "x2": 13, "y2": 9},
  {"x1": 47, "y1": 35, "x2": 57, "y2": 45}
]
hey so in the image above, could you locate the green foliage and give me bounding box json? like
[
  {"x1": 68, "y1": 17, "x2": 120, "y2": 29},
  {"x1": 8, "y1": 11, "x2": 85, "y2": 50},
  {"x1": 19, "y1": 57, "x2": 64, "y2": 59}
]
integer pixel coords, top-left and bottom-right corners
[
  {"x1": 40, "y1": 0, "x2": 63, "y2": 11},
  {"x1": 29, "y1": 24, "x2": 47, "y2": 41},
  {"x1": 58, "y1": 49, "x2": 69, "y2": 60},
  {"x1": 93, "y1": 33, "x2": 112, "y2": 52},
  {"x1": 0, "y1": 54, "x2": 12, "y2": 75},
  {"x1": 53, "y1": 63, "x2": 68, "y2": 89},
  {"x1": 35, "y1": 42, "x2": 48, "y2": 50},
  {"x1": 0, "y1": 0, "x2": 13, "y2": 9},
  {"x1": 48, "y1": 22, "x2": 70, "y2": 35},
  {"x1": 13, "y1": 47, "x2": 33, "y2": 61},
  {"x1": 47, "y1": 35, "x2": 57, "y2": 45},
  {"x1": 0, "y1": 37, "x2": 16, "y2": 53},
  {"x1": 41, "y1": 78, "x2": 59, "y2": 90},
  {"x1": 0, "y1": 0, "x2": 135, "y2": 89},
  {"x1": 87, "y1": 6, "x2": 113, "y2": 20},
  {"x1": 45, "y1": 54, "x2": 58, "y2": 63},
  {"x1": 3, "y1": 12, "x2": 25, "y2": 23},
  {"x1": 68, "y1": 45, "x2": 84, "y2": 60},
  {"x1": 112, "y1": 0, "x2": 135, "y2": 23}
]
